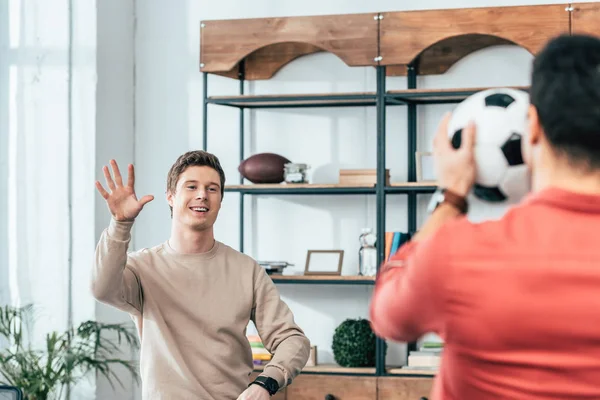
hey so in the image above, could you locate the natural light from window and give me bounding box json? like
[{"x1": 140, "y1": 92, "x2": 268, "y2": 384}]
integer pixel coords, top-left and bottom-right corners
[{"x1": 7, "y1": 0, "x2": 21, "y2": 307}]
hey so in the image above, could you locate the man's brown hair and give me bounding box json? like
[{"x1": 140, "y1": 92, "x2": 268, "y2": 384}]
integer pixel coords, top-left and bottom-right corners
[{"x1": 166, "y1": 150, "x2": 226, "y2": 214}]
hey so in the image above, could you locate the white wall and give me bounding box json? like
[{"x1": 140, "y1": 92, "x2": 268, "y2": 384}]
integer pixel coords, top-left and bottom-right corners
[
  {"x1": 96, "y1": 0, "x2": 594, "y2": 398},
  {"x1": 95, "y1": 1, "x2": 137, "y2": 399}
]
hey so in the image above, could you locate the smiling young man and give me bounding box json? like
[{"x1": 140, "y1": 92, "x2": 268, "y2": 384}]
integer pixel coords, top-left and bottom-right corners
[
  {"x1": 370, "y1": 34, "x2": 600, "y2": 399},
  {"x1": 92, "y1": 151, "x2": 310, "y2": 399}
]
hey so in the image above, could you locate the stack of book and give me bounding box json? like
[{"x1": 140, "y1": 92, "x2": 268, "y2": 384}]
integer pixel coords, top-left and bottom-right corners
[
  {"x1": 384, "y1": 231, "x2": 411, "y2": 261},
  {"x1": 248, "y1": 334, "x2": 272, "y2": 366},
  {"x1": 403, "y1": 341, "x2": 443, "y2": 371},
  {"x1": 339, "y1": 169, "x2": 390, "y2": 186}
]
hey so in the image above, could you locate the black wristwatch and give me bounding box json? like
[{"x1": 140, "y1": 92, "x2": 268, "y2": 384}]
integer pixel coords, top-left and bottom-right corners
[{"x1": 249, "y1": 375, "x2": 279, "y2": 396}]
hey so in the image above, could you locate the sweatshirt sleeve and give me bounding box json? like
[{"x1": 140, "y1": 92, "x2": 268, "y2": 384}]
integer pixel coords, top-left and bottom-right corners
[
  {"x1": 251, "y1": 266, "x2": 310, "y2": 389},
  {"x1": 369, "y1": 232, "x2": 447, "y2": 342},
  {"x1": 91, "y1": 218, "x2": 144, "y2": 316}
]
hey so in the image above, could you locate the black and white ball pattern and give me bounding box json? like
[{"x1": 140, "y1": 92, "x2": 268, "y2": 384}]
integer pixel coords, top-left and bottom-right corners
[{"x1": 447, "y1": 88, "x2": 531, "y2": 203}]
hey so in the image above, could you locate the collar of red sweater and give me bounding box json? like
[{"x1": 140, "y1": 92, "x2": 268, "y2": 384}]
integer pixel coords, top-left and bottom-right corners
[{"x1": 522, "y1": 186, "x2": 600, "y2": 213}]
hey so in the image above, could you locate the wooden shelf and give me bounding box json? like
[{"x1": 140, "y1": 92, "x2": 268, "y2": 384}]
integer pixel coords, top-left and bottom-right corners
[
  {"x1": 225, "y1": 182, "x2": 436, "y2": 195},
  {"x1": 207, "y1": 87, "x2": 530, "y2": 108},
  {"x1": 387, "y1": 367, "x2": 437, "y2": 377},
  {"x1": 386, "y1": 86, "x2": 529, "y2": 104},
  {"x1": 254, "y1": 363, "x2": 437, "y2": 377},
  {"x1": 207, "y1": 92, "x2": 376, "y2": 108},
  {"x1": 388, "y1": 182, "x2": 437, "y2": 187},
  {"x1": 386, "y1": 182, "x2": 437, "y2": 194},
  {"x1": 270, "y1": 275, "x2": 375, "y2": 285},
  {"x1": 225, "y1": 183, "x2": 375, "y2": 195},
  {"x1": 254, "y1": 364, "x2": 377, "y2": 376},
  {"x1": 227, "y1": 183, "x2": 373, "y2": 189}
]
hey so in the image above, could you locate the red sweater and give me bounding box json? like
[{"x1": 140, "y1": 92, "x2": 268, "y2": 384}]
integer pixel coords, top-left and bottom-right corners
[{"x1": 370, "y1": 187, "x2": 600, "y2": 400}]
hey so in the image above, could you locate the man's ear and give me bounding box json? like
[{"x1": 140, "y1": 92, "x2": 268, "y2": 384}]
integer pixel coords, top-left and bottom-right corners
[
  {"x1": 527, "y1": 104, "x2": 542, "y2": 147},
  {"x1": 166, "y1": 190, "x2": 174, "y2": 208},
  {"x1": 523, "y1": 104, "x2": 542, "y2": 165}
]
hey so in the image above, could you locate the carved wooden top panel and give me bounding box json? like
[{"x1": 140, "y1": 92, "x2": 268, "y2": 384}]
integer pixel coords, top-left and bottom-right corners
[
  {"x1": 199, "y1": 3, "x2": 600, "y2": 79},
  {"x1": 572, "y1": 3, "x2": 600, "y2": 38},
  {"x1": 379, "y1": 4, "x2": 570, "y2": 66},
  {"x1": 200, "y1": 13, "x2": 379, "y2": 74}
]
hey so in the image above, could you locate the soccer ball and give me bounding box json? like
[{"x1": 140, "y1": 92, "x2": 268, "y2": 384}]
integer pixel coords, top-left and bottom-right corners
[{"x1": 447, "y1": 88, "x2": 531, "y2": 203}]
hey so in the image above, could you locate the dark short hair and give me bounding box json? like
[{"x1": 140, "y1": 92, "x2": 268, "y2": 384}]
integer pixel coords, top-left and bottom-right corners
[
  {"x1": 166, "y1": 150, "x2": 226, "y2": 214},
  {"x1": 530, "y1": 34, "x2": 600, "y2": 170}
]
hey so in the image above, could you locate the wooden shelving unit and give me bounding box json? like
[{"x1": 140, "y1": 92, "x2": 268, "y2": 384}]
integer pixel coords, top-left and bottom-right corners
[{"x1": 200, "y1": 2, "x2": 600, "y2": 393}]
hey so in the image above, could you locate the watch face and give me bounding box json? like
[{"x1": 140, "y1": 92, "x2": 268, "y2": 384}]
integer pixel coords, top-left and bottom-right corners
[{"x1": 427, "y1": 190, "x2": 445, "y2": 213}]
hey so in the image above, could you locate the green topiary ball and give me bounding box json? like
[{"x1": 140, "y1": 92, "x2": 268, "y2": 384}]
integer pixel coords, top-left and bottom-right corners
[{"x1": 332, "y1": 318, "x2": 377, "y2": 367}]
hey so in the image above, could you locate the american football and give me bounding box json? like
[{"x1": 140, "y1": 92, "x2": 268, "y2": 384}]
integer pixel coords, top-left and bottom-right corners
[{"x1": 238, "y1": 153, "x2": 291, "y2": 184}]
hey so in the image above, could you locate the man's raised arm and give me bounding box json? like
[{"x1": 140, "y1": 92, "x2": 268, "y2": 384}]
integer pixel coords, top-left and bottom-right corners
[{"x1": 91, "y1": 160, "x2": 154, "y2": 315}]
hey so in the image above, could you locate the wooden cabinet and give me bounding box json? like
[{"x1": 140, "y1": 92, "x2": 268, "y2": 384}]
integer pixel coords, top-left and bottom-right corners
[
  {"x1": 275, "y1": 374, "x2": 433, "y2": 400},
  {"x1": 286, "y1": 375, "x2": 377, "y2": 400},
  {"x1": 377, "y1": 377, "x2": 434, "y2": 400}
]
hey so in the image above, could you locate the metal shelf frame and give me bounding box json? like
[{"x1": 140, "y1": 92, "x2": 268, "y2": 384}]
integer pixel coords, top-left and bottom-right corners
[{"x1": 201, "y1": 62, "x2": 472, "y2": 378}]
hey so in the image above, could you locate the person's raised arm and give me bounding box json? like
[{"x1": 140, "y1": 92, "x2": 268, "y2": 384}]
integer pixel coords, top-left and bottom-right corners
[
  {"x1": 91, "y1": 160, "x2": 154, "y2": 315},
  {"x1": 370, "y1": 113, "x2": 476, "y2": 341}
]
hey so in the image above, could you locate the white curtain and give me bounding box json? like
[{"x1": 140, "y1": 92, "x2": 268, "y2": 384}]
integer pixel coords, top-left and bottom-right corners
[{"x1": 0, "y1": 0, "x2": 97, "y2": 398}]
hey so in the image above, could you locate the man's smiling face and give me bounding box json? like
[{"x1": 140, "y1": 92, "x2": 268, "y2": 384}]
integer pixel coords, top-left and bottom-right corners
[{"x1": 167, "y1": 165, "x2": 222, "y2": 232}]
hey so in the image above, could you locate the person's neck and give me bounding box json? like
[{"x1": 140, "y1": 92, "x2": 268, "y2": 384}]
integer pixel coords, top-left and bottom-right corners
[
  {"x1": 168, "y1": 223, "x2": 215, "y2": 254},
  {"x1": 533, "y1": 150, "x2": 600, "y2": 196}
]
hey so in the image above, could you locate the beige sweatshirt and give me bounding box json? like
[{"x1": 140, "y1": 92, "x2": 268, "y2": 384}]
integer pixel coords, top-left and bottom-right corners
[{"x1": 91, "y1": 219, "x2": 310, "y2": 399}]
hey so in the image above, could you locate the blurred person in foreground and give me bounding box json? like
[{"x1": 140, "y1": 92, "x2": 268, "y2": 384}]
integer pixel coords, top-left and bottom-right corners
[{"x1": 370, "y1": 34, "x2": 600, "y2": 400}]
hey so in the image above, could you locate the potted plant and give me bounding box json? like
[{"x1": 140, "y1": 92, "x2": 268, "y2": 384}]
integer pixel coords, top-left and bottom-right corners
[
  {"x1": 331, "y1": 318, "x2": 381, "y2": 368},
  {"x1": 0, "y1": 304, "x2": 139, "y2": 400}
]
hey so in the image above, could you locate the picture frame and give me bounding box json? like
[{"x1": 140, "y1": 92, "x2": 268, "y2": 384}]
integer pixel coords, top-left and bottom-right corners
[
  {"x1": 416, "y1": 151, "x2": 436, "y2": 182},
  {"x1": 304, "y1": 250, "x2": 344, "y2": 275}
]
